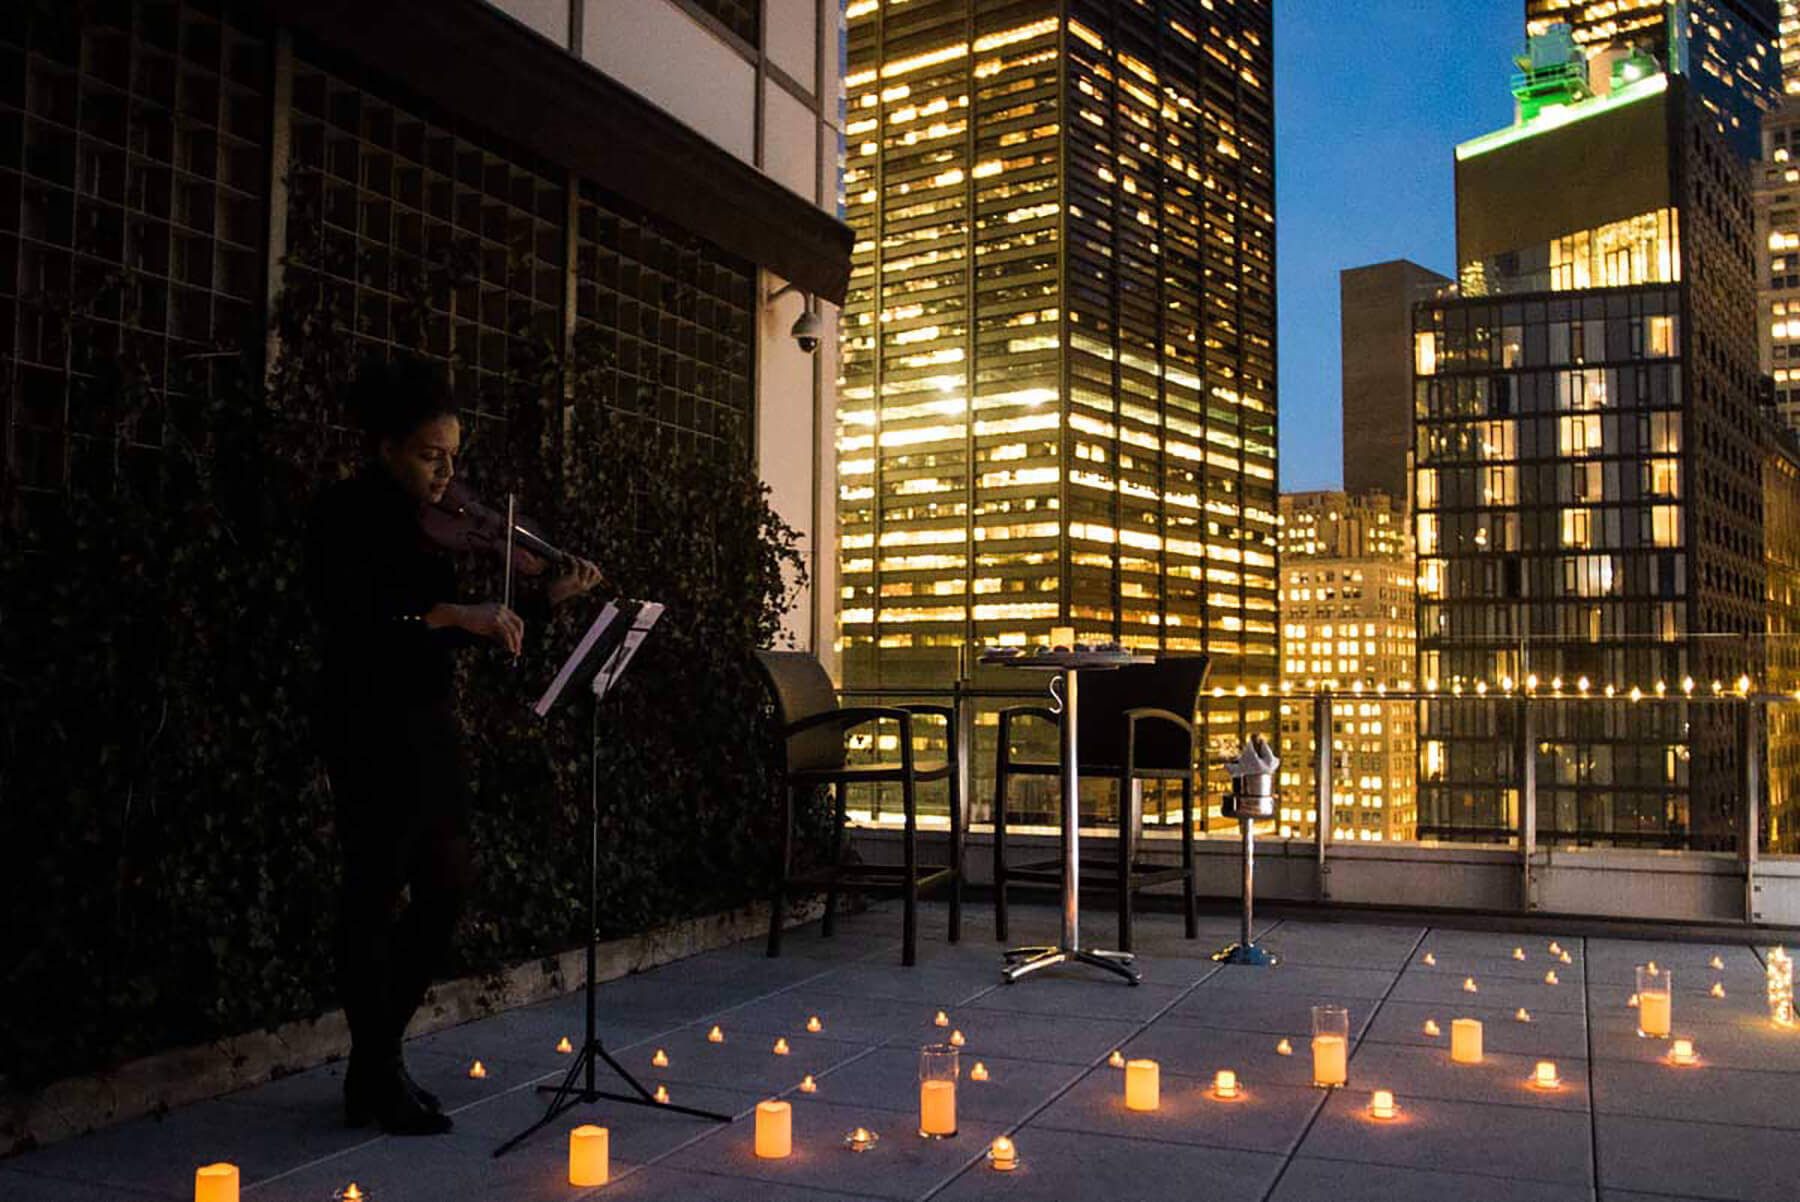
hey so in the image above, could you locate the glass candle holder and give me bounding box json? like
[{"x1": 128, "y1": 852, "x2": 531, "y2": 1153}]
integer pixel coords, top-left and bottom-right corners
[
  {"x1": 919, "y1": 1043, "x2": 958, "y2": 1138},
  {"x1": 1637, "y1": 965, "x2": 1672, "y2": 1039},
  {"x1": 1311, "y1": 1005, "x2": 1349, "y2": 1087}
]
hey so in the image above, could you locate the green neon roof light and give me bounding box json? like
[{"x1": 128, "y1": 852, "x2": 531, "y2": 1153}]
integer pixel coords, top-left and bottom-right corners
[{"x1": 1456, "y1": 72, "x2": 1668, "y2": 161}]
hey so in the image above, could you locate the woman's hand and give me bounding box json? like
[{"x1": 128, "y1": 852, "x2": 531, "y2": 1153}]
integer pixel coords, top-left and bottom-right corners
[
  {"x1": 455, "y1": 601, "x2": 525, "y2": 654},
  {"x1": 547, "y1": 556, "x2": 605, "y2": 607}
]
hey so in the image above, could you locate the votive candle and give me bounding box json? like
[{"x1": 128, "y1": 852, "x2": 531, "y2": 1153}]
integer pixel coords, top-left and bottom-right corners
[
  {"x1": 1670, "y1": 1038, "x2": 1698, "y2": 1065},
  {"x1": 569, "y1": 1124, "x2": 609, "y2": 1185},
  {"x1": 1213, "y1": 1069, "x2": 1240, "y2": 1099},
  {"x1": 1638, "y1": 966, "x2": 1672, "y2": 1039},
  {"x1": 1312, "y1": 1004, "x2": 1349, "y2": 1087},
  {"x1": 1532, "y1": 1061, "x2": 1560, "y2": 1089},
  {"x1": 755, "y1": 1100, "x2": 792, "y2": 1159},
  {"x1": 1368, "y1": 1089, "x2": 1397, "y2": 1119},
  {"x1": 920, "y1": 1079, "x2": 957, "y2": 1135},
  {"x1": 989, "y1": 1135, "x2": 1018, "y2": 1171}
]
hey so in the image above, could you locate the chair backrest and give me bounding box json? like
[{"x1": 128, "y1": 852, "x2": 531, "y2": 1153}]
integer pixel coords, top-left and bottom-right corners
[
  {"x1": 753, "y1": 650, "x2": 848, "y2": 775},
  {"x1": 1074, "y1": 655, "x2": 1210, "y2": 772}
]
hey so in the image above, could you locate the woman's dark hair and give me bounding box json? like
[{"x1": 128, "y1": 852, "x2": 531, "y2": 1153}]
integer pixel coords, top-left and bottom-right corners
[{"x1": 347, "y1": 354, "x2": 457, "y2": 444}]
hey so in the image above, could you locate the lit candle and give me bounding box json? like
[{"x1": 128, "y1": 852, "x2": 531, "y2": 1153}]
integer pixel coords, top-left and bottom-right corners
[
  {"x1": 468, "y1": 1060, "x2": 487, "y2": 1079},
  {"x1": 654, "y1": 1085, "x2": 670, "y2": 1104},
  {"x1": 1639, "y1": 969, "x2": 1672, "y2": 1039},
  {"x1": 1545, "y1": 971, "x2": 1559, "y2": 985},
  {"x1": 1560, "y1": 951, "x2": 1572, "y2": 965},
  {"x1": 1532, "y1": 1061, "x2": 1560, "y2": 1089},
  {"x1": 1276, "y1": 1038, "x2": 1293, "y2": 1055},
  {"x1": 950, "y1": 1029, "x2": 966, "y2": 1047},
  {"x1": 337, "y1": 1187, "x2": 362, "y2": 1202},
  {"x1": 1516, "y1": 1008, "x2": 1531, "y2": 1023},
  {"x1": 556, "y1": 1036, "x2": 573, "y2": 1054},
  {"x1": 920, "y1": 1078, "x2": 958, "y2": 1135},
  {"x1": 1463, "y1": 977, "x2": 1479, "y2": 993},
  {"x1": 970, "y1": 1062, "x2": 989, "y2": 1081},
  {"x1": 1124, "y1": 1059, "x2": 1160, "y2": 1110},
  {"x1": 652, "y1": 1049, "x2": 669, "y2": 1067},
  {"x1": 1710, "y1": 982, "x2": 1726, "y2": 998},
  {"x1": 1670, "y1": 1038, "x2": 1698, "y2": 1066},
  {"x1": 1513, "y1": 947, "x2": 1525, "y2": 960},
  {"x1": 755, "y1": 1100, "x2": 792, "y2": 1159},
  {"x1": 989, "y1": 1135, "x2": 1019, "y2": 1171},
  {"x1": 1213, "y1": 1069, "x2": 1240, "y2": 1099},
  {"x1": 1450, "y1": 1018, "x2": 1483, "y2": 1064},
  {"x1": 1628, "y1": 993, "x2": 1640, "y2": 1008},
  {"x1": 800, "y1": 1075, "x2": 817, "y2": 1093},
  {"x1": 1549, "y1": 941, "x2": 1562, "y2": 956},
  {"x1": 773, "y1": 1038, "x2": 790, "y2": 1056},
  {"x1": 1109, "y1": 1050, "x2": 1126, "y2": 1068},
  {"x1": 1422, "y1": 953, "x2": 1437, "y2": 966},
  {"x1": 1368, "y1": 1089, "x2": 1397, "y2": 1120},
  {"x1": 1423, "y1": 1020, "x2": 1440, "y2": 1037},
  {"x1": 569, "y1": 1124, "x2": 609, "y2": 1186},
  {"x1": 195, "y1": 1164, "x2": 240, "y2": 1202},
  {"x1": 845, "y1": 1126, "x2": 879, "y2": 1153},
  {"x1": 1311, "y1": 1036, "x2": 1347, "y2": 1087},
  {"x1": 708, "y1": 1026, "x2": 724, "y2": 1043},
  {"x1": 934, "y1": 1011, "x2": 950, "y2": 1027},
  {"x1": 1711, "y1": 955, "x2": 1725, "y2": 970},
  {"x1": 1770, "y1": 947, "x2": 1795, "y2": 1026},
  {"x1": 807, "y1": 1016, "x2": 823, "y2": 1033}
]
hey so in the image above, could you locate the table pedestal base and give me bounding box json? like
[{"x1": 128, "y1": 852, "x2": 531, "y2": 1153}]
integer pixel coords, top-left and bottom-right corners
[
  {"x1": 1212, "y1": 941, "x2": 1280, "y2": 966},
  {"x1": 1003, "y1": 944, "x2": 1141, "y2": 984}
]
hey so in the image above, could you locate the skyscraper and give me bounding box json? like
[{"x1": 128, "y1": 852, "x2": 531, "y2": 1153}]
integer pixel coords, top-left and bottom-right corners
[
  {"x1": 837, "y1": 2, "x2": 1278, "y2": 714},
  {"x1": 1756, "y1": 1, "x2": 1800, "y2": 429},
  {"x1": 1413, "y1": 27, "x2": 1766, "y2": 847},
  {"x1": 1524, "y1": 0, "x2": 1780, "y2": 161},
  {"x1": 1341, "y1": 260, "x2": 1452, "y2": 504}
]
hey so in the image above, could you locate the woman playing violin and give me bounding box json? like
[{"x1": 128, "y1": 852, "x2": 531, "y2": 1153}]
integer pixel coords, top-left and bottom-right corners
[{"x1": 305, "y1": 356, "x2": 601, "y2": 1135}]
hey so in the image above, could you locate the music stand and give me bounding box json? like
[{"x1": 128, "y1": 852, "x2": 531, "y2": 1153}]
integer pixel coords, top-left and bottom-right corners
[{"x1": 493, "y1": 600, "x2": 731, "y2": 1158}]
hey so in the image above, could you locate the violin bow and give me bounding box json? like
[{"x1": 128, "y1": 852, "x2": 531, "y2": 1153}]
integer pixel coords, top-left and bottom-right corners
[{"x1": 503, "y1": 492, "x2": 518, "y2": 660}]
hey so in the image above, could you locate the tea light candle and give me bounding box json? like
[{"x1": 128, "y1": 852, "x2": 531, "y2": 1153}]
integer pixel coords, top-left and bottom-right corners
[
  {"x1": 773, "y1": 1038, "x2": 790, "y2": 1056},
  {"x1": 1628, "y1": 993, "x2": 1640, "y2": 1008},
  {"x1": 1422, "y1": 953, "x2": 1437, "y2": 966},
  {"x1": 468, "y1": 1060, "x2": 487, "y2": 1079},
  {"x1": 1213, "y1": 1069, "x2": 1240, "y2": 1099},
  {"x1": 1109, "y1": 1050, "x2": 1126, "y2": 1068},
  {"x1": 970, "y1": 1062, "x2": 989, "y2": 1081},
  {"x1": 708, "y1": 1025, "x2": 725, "y2": 1043},
  {"x1": 950, "y1": 1029, "x2": 966, "y2": 1047},
  {"x1": 1516, "y1": 1008, "x2": 1531, "y2": 1023},
  {"x1": 1450, "y1": 1018, "x2": 1483, "y2": 1064},
  {"x1": 800, "y1": 1075, "x2": 818, "y2": 1093},
  {"x1": 845, "y1": 1126, "x2": 880, "y2": 1153},
  {"x1": 569, "y1": 1125, "x2": 609, "y2": 1186},
  {"x1": 652, "y1": 1049, "x2": 669, "y2": 1067},
  {"x1": 1545, "y1": 971, "x2": 1559, "y2": 985},
  {"x1": 1463, "y1": 977, "x2": 1479, "y2": 993},
  {"x1": 1423, "y1": 1020, "x2": 1441, "y2": 1037},
  {"x1": 1710, "y1": 982, "x2": 1726, "y2": 998},
  {"x1": 934, "y1": 1011, "x2": 950, "y2": 1027},
  {"x1": 1125, "y1": 1059, "x2": 1160, "y2": 1110},
  {"x1": 1311, "y1": 1035, "x2": 1347, "y2": 1086},
  {"x1": 1532, "y1": 1061, "x2": 1560, "y2": 1089},
  {"x1": 336, "y1": 1187, "x2": 363, "y2": 1202},
  {"x1": 1368, "y1": 1089, "x2": 1398, "y2": 1120},
  {"x1": 1549, "y1": 941, "x2": 1562, "y2": 955},
  {"x1": 1560, "y1": 951, "x2": 1572, "y2": 965},
  {"x1": 556, "y1": 1036, "x2": 573, "y2": 1053},
  {"x1": 654, "y1": 1085, "x2": 670, "y2": 1104},
  {"x1": 988, "y1": 1135, "x2": 1019, "y2": 1171},
  {"x1": 1276, "y1": 1038, "x2": 1293, "y2": 1055},
  {"x1": 1513, "y1": 947, "x2": 1525, "y2": 960},
  {"x1": 807, "y1": 1016, "x2": 823, "y2": 1033},
  {"x1": 195, "y1": 1164, "x2": 240, "y2": 1202},
  {"x1": 755, "y1": 1100, "x2": 792, "y2": 1158},
  {"x1": 920, "y1": 1078, "x2": 958, "y2": 1135},
  {"x1": 1711, "y1": 955, "x2": 1725, "y2": 970},
  {"x1": 1669, "y1": 1038, "x2": 1698, "y2": 1065}
]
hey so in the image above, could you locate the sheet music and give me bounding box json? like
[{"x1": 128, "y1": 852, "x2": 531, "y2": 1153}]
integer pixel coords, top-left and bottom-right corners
[
  {"x1": 533, "y1": 602, "x2": 619, "y2": 717},
  {"x1": 592, "y1": 602, "x2": 663, "y2": 700}
]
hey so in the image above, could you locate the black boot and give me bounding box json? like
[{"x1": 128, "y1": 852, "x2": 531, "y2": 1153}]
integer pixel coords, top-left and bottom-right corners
[
  {"x1": 345, "y1": 1050, "x2": 453, "y2": 1135},
  {"x1": 397, "y1": 1054, "x2": 442, "y2": 1114}
]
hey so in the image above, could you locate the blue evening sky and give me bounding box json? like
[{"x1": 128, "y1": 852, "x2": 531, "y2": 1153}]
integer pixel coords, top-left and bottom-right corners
[{"x1": 1274, "y1": 1, "x2": 1521, "y2": 491}]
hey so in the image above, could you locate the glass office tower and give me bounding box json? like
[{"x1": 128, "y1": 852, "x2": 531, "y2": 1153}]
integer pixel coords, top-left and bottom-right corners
[{"x1": 837, "y1": 1, "x2": 1278, "y2": 722}]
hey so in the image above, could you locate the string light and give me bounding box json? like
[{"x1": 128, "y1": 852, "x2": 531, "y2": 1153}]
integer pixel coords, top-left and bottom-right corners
[
  {"x1": 1682, "y1": 676, "x2": 1695, "y2": 695},
  {"x1": 1501, "y1": 675, "x2": 1514, "y2": 692},
  {"x1": 1526, "y1": 674, "x2": 1539, "y2": 691},
  {"x1": 1769, "y1": 947, "x2": 1795, "y2": 1028},
  {"x1": 1577, "y1": 676, "x2": 1590, "y2": 694},
  {"x1": 1657, "y1": 680, "x2": 1668, "y2": 697},
  {"x1": 1630, "y1": 686, "x2": 1643, "y2": 702}
]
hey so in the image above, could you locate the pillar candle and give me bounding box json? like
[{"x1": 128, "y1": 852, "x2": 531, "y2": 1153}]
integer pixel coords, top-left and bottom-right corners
[
  {"x1": 920, "y1": 1079, "x2": 957, "y2": 1135},
  {"x1": 1450, "y1": 1018, "x2": 1483, "y2": 1064},
  {"x1": 569, "y1": 1125, "x2": 609, "y2": 1186},
  {"x1": 1125, "y1": 1059, "x2": 1160, "y2": 1110},
  {"x1": 195, "y1": 1164, "x2": 239, "y2": 1202},
  {"x1": 755, "y1": 1100, "x2": 792, "y2": 1159},
  {"x1": 1311, "y1": 1036, "x2": 1347, "y2": 1087},
  {"x1": 1639, "y1": 990, "x2": 1672, "y2": 1038}
]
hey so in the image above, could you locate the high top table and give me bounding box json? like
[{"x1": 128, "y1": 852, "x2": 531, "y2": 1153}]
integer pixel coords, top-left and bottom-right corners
[{"x1": 981, "y1": 646, "x2": 1144, "y2": 985}]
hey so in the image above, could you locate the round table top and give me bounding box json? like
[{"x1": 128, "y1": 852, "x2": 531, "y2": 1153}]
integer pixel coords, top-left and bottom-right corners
[{"x1": 979, "y1": 647, "x2": 1144, "y2": 670}]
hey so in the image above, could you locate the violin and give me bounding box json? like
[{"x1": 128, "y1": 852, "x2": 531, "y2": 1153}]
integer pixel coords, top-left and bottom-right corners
[{"x1": 419, "y1": 478, "x2": 572, "y2": 576}]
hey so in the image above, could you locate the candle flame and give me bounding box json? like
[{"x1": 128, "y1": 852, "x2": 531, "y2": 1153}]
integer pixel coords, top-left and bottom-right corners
[
  {"x1": 1628, "y1": 993, "x2": 1640, "y2": 1007},
  {"x1": 652, "y1": 1049, "x2": 669, "y2": 1067},
  {"x1": 1512, "y1": 947, "x2": 1525, "y2": 960},
  {"x1": 1424, "y1": 1020, "x2": 1440, "y2": 1036},
  {"x1": 970, "y1": 1062, "x2": 989, "y2": 1081},
  {"x1": 807, "y1": 1016, "x2": 823, "y2": 1032},
  {"x1": 1463, "y1": 977, "x2": 1478, "y2": 993},
  {"x1": 1516, "y1": 1008, "x2": 1531, "y2": 1022},
  {"x1": 1545, "y1": 971, "x2": 1559, "y2": 985},
  {"x1": 1710, "y1": 955, "x2": 1725, "y2": 970},
  {"x1": 343, "y1": 1187, "x2": 361, "y2": 1201},
  {"x1": 773, "y1": 1038, "x2": 790, "y2": 1055},
  {"x1": 935, "y1": 1011, "x2": 950, "y2": 1027},
  {"x1": 800, "y1": 1075, "x2": 817, "y2": 1093},
  {"x1": 1422, "y1": 953, "x2": 1436, "y2": 966},
  {"x1": 708, "y1": 1025, "x2": 724, "y2": 1043},
  {"x1": 1711, "y1": 982, "x2": 1726, "y2": 998},
  {"x1": 556, "y1": 1037, "x2": 573, "y2": 1053},
  {"x1": 468, "y1": 1060, "x2": 487, "y2": 1078},
  {"x1": 1109, "y1": 1050, "x2": 1125, "y2": 1067},
  {"x1": 1276, "y1": 1038, "x2": 1293, "y2": 1055},
  {"x1": 949, "y1": 1029, "x2": 966, "y2": 1047},
  {"x1": 654, "y1": 1085, "x2": 670, "y2": 1103}
]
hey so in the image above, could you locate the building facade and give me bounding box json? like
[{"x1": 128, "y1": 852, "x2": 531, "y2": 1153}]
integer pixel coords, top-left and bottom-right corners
[
  {"x1": 1277, "y1": 490, "x2": 1417, "y2": 842},
  {"x1": 1756, "y1": 0, "x2": 1800, "y2": 429},
  {"x1": 836, "y1": 0, "x2": 1279, "y2": 728},
  {"x1": 1341, "y1": 260, "x2": 1452, "y2": 505}
]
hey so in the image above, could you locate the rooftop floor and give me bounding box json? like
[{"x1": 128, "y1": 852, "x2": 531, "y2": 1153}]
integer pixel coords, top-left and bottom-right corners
[{"x1": 3, "y1": 905, "x2": 1797, "y2": 1202}]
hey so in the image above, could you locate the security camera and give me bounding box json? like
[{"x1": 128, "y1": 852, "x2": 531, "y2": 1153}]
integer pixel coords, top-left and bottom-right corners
[{"x1": 791, "y1": 308, "x2": 822, "y2": 354}]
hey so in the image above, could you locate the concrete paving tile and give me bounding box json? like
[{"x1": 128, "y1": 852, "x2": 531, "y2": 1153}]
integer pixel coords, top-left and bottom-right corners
[
  {"x1": 802, "y1": 1046, "x2": 1086, "y2": 1127},
  {"x1": 1595, "y1": 1112, "x2": 1800, "y2": 1201},
  {"x1": 1588, "y1": 1009, "x2": 1800, "y2": 1073},
  {"x1": 1583, "y1": 940, "x2": 1761, "y2": 984},
  {"x1": 1120, "y1": 1019, "x2": 1327, "y2": 1089},
  {"x1": 801, "y1": 963, "x2": 1004, "y2": 1007},
  {"x1": 1203, "y1": 962, "x2": 1399, "y2": 1000},
  {"x1": 879, "y1": 1009, "x2": 1143, "y2": 1067},
  {"x1": 1592, "y1": 1057, "x2": 1800, "y2": 1129},
  {"x1": 1249, "y1": 922, "x2": 1426, "y2": 971},
  {"x1": 243, "y1": 1129, "x2": 585, "y2": 1202},
  {"x1": 1162, "y1": 979, "x2": 1381, "y2": 1036},
  {"x1": 1296, "y1": 1091, "x2": 1593, "y2": 1186},
  {"x1": 1027, "y1": 1063, "x2": 1325, "y2": 1155},
  {"x1": 592, "y1": 1164, "x2": 894, "y2": 1201},
  {"x1": 1346, "y1": 1041, "x2": 1590, "y2": 1112},
  {"x1": 1361, "y1": 1000, "x2": 1590, "y2": 1058},
  {"x1": 595, "y1": 1022, "x2": 869, "y2": 1095},
  {"x1": 444, "y1": 1075, "x2": 762, "y2": 1163},
  {"x1": 3, "y1": 1098, "x2": 377, "y2": 1198},
  {"x1": 956, "y1": 978, "x2": 1191, "y2": 1023},
  {"x1": 1408, "y1": 934, "x2": 1581, "y2": 982},
  {"x1": 1388, "y1": 968, "x2": 1586, "y2": 1015},
  {"x1": 929, "y1": 1129, "x2": 1283, "y2": 1202},
  {"x1": 0, "y1": 1167, "x2": 176, "y2": 1201},
  {"x1": 406, "y1": 1000, "x2": 667, "y2": 1072},
  {"x1": 657, "y1": 1097, "x2": 1004, "y2": 1202},
  {"x1": 705, "y1": 991, "x2": 936, "y2": 1046},
  {"x1": 628, "y1": 949, "x2": 836, "y2": 992},
  {"x1": 1269, "y1": 1157, "x2": 1596, "y2": 1202}
]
